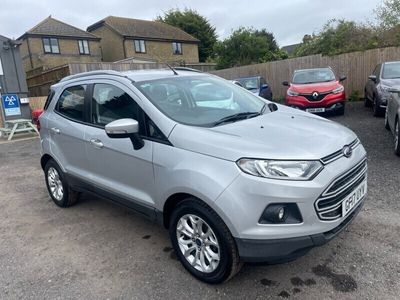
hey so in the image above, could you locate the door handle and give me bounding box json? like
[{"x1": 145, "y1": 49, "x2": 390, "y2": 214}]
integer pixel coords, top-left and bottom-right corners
[
  {"x1": 89, "y1": 138, "x2": 104, "y2": 148},
  {"x1": 50, "y1": 127, "x2": 60, "y2": 134}
]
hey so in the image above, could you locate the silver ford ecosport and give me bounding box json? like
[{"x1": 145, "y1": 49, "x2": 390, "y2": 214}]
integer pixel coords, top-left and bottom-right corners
[{"x1": 39, "y1": 69, "x2": 367, "y2": 283}]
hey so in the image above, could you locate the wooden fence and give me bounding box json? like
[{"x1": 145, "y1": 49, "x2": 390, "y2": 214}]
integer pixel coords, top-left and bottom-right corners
[{"x1": 211, "y1": 47, "x2": 400, "y2": 99}]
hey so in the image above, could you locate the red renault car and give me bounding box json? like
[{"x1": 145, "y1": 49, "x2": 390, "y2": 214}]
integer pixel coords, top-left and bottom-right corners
[{"x1": 283, "y1": 67, "x2": 347, "y2": 115}]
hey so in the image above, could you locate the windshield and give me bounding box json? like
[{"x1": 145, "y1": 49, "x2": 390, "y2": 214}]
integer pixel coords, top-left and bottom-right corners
[
  {"x1": 292, "y1": 68, "x2": 335, "y2": 84},
  {"x1": 134, "y1": 75, "x2": 265, "y2": 127},
  {"x1": 382, "y1": 62, "x2": 400, "y2": 79},
  {"x1": 237, "y1": 77, "x2": 259, "y2": 90}
]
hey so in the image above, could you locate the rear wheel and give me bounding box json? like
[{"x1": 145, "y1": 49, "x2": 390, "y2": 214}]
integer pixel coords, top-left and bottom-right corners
[
  {"x1": 44, "y1": 159, "x2": 80, "y2": 207},
  {"x1": 395, "y1": 118, "x2": 400, "y2": 156},
  {"x1": 169, "y1": 198, "x2": 242, "y2": 283}
]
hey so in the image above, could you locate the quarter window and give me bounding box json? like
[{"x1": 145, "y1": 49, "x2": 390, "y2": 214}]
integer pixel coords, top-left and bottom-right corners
[
  {"x1": 172, "y1": 42, "x2": 182, "y2": 55},
  {"x1": 134, "y1": 40, "x2": 146, "y2": 53},
  {"x1": 56, "y1": 85, "x2": 86, "y2": 121},
  {"x1": 78, "y1": 40, "x2": 90, "y2": 55},
  {"x1": 91, "y1": 84, "x2": 139, "y2": 127},
  {"x1": 43, "y1": 38, "x2": 60, "y2": 54}
]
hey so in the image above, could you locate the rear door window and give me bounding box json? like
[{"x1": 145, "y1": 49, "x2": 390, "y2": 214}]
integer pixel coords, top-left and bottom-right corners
[{"x1": 55, "y1": 85, "x2": 86, "y2": 121}]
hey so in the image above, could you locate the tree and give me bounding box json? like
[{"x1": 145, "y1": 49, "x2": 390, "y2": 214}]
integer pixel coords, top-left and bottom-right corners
[
  {"x1": 157, "y1": 9, "x2": 217, "y2": 62},
  {"x1": 375, "y1": 0, "x2": 400, "y2": 29},
  {"x1": 293, "y1": 19, "x2": 378, "y2": 57},
  {"x1": 214, "y1": 27, "x2": 287, "y2": 69}
]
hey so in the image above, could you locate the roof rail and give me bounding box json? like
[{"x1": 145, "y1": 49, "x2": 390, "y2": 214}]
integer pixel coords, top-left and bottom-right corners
[
  {"x1": 60, "y1": 70, "x2": 128, "y2": 82},
  {"x1": 173, "y1": 67, "x2": 203, "y2": 73}
]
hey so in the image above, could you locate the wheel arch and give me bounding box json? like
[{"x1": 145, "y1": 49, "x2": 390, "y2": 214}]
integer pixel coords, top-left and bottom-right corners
[{"x1": 40, "y1": 154, "x2": 53, "y2": 170}]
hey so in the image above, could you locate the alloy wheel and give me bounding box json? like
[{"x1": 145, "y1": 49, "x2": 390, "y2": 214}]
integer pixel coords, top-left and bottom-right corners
[
  {"x1": 47, "y1": 167, "x2": 64, "y2": 201},
  {"x1": 176, "y1": 214, "x2": 220, "y2": 273}
]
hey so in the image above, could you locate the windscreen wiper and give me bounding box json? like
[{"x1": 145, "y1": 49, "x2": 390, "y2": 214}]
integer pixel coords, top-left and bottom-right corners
[{"x1": 212, "y1": 112, "x2": 260, "y2": 126}]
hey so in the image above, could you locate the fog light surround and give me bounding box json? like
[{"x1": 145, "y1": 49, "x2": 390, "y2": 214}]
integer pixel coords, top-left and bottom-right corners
[{"x1": 259, "y1": 203, "x2": 303, "y2": 224}]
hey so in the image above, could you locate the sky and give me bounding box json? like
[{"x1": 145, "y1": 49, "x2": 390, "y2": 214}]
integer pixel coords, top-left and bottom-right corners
[{"x1": 1, "y1": 0, "x2": 382, "y2": 46}]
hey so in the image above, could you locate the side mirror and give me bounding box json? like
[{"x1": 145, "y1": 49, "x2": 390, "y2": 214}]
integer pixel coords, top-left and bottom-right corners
[
  {"x1": 105, "y1": 118, "x2": 144, "y2": 150},
  {"x1": 368, "y1": 75, "x2": 377, "y2": 83},
  {"x1": 282, "y1": 81, "x2": 289, "y2": 86},
  {"x1": 339, "y1": 76, "x2": 347, "y2": 82}
]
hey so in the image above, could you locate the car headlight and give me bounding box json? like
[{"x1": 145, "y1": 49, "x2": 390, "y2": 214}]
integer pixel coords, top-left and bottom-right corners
[
  {"x1": 237, "y1": 159, "x2": 323, "y2": 180},
  {"x1": 379, "y1": 85, "x2": 391, "y2": 93},
  {"x1": 287, "y1": 89, "x2": 299, "y2": 96},
  {"x1": 332, "y1": 86, "x2": 344, "y2": 94}
]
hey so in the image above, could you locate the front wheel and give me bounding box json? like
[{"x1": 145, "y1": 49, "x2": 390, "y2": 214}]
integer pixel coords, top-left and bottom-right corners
[
  {"x1": 385, "y1": 107, "x2": 390, "y2": 130},
  {"x1": 44, "y1": 159, "x2": 80, "y2": 207},
  {"x1": 373, "y1": 97, "x2": 384, "y2": 117},
  {"x1": 395, "y1": 118, "x2": 400, "y2": 156},
  {"x1": 337, "y1": 102, "x2": 345, "y2": 116},
  {"x1": 169, "y1": 198, "x2": 242, "y2": 283}
]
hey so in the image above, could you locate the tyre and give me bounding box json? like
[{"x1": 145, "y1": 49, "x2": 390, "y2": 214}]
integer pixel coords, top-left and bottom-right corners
[
  {"x1": 385, "y1": 107, "x2": 390, "y2": 130},
  {"x1": 337, "y1": 102, "x2": 345, "y2": 116},
  {"x1": 169, "y1": 198, "x2": 242, "y2": 283},
  {"x1": 364, "y1": 91, "x2": 372, "y2": 108},
  {"x1": 44, "y1": 159, "x2": 80, "y2": 207},
  {"x1": 395, "y1": 118, "x2": 400, "y2": 156},
  {"x1": 373, "y1": 97, "x2": 384, "y2": 117}
]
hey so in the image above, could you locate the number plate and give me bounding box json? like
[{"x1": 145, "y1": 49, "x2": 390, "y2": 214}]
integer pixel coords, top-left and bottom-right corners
[
  {"x1": 306, "y1": 107, "x2": 325, "y2": 113},
  {"x1": 342, "y1": 180, "x2": 367, "y2": 218}
]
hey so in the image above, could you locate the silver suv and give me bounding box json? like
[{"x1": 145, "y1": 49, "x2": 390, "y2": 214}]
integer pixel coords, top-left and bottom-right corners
[{"x1": 39, "y1": 69, "x2": 367, "y2": 283}]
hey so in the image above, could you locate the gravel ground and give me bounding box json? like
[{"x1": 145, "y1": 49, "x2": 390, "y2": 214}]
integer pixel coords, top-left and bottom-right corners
[{"x1": 0, "y1": 102, "x2": 399, "y2": 299}]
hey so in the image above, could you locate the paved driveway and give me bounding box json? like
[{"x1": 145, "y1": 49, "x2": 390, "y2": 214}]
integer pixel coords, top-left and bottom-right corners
[{"x1": 0, "y1": 102, "x2": 399, "y2": 299}]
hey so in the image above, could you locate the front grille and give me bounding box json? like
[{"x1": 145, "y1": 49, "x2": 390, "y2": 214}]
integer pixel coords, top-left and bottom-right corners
[
  {"x1": 315, "y1": 158, "x2": 367, "y2": 221},
  {"x1": 301, "y1": 91, "x2": 331, "y2": 102},
  {"x1": 321, "y1": 139, "x2": 360, "y2": 165}
]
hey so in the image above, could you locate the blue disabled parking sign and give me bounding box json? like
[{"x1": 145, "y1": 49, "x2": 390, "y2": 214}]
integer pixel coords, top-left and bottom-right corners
[{"x1": 2, "y1": 94, "x2": 21, "y2": 117}]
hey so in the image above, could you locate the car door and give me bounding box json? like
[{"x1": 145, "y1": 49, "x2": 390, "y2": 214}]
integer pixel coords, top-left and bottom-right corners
[
  {"x1": 47, "y1": 83, "x2": 90, "y2": 179},
  {"x1": 84, "y1": 80, "x2": 156, "y2": 211}
]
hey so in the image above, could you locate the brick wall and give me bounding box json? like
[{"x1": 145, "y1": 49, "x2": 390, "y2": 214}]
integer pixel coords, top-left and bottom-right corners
[
  {"x1": 124, "y1": 39, "x2": 199, "y2": 63},
  {"x1": 20, "y1": 37, "x2": 102, "y2": 72},
  {"x1": 88, "y1": 26, "x2": 125, "y2": 62}
]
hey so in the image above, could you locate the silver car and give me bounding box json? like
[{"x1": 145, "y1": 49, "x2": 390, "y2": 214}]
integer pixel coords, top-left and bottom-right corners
[
  {"x1": 39, "y1": 69, "x2": 367, "y2": 283},
  {"x1": 385, "y1": 90, "x2": 400, "y2": 155}
]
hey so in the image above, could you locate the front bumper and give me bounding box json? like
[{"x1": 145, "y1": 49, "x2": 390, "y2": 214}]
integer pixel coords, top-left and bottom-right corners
[
  {"x1": 235, "y1": 201, "x2": 363, "y2": 263},
  {"x1": 285, "y1": 92, "x2": 346, "y2": 111}
]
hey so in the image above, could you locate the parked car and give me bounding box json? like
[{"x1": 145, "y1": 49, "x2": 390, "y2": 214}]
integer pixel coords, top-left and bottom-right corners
[
  {"x1": 385, "y1": 89, "x2": 400, "y2": 156},
  {"x1": 283, "y1": 67, "x2": 347, "y2": 115},
  {"x1": 365, "y1": 61, "x2": 400, "y2": 117},
  {"x1": 39, "y1": 69, "x2": 367, "y2": 283},
  {"x1": 234, "y1": 76, "x2": 272, "y2": 100}
]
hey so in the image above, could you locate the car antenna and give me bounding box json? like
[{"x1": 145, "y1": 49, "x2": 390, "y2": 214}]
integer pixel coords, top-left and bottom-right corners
[{"x1": 165, "y1": 62, "x2": 179, "y2": 75}]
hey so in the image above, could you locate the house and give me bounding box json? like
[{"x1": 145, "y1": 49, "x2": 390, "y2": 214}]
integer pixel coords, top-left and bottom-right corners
[
  {"x1": 87, "y1": 16, "x2": 200, "y2": 63},
  {"x1": 282, "y1": 43, "x2": 301, "y2": 56},
  {"x1": 18, "y1": 16, "x2": 102, "y2": 73}
]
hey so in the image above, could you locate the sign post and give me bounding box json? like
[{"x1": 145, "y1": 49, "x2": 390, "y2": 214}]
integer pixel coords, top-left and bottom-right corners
[{"x1": 1, "y1": 94, "x2": 21, "y2": 117}]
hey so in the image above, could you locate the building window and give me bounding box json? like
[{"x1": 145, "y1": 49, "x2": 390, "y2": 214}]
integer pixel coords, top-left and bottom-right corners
[
  {"x1": 78, "y1": 40, "x2": 90, "y2": 55},
  {"x1": 172, "y1": 42, "x2": 182, "y2": 55},
  {"x1": 134, "y1": 40, "x2": 146, "y2": 53},
  {"x1": 42, "y1": 38, "x2": 60, "y2": 54}
]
